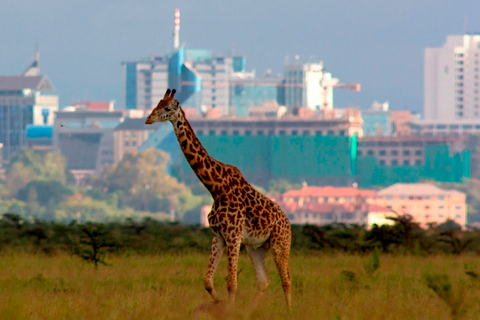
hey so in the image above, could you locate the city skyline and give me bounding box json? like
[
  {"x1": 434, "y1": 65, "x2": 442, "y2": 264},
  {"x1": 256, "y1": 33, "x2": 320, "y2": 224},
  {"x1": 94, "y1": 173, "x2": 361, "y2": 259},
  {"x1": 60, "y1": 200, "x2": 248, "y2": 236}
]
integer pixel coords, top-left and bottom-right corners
[{"x1": 1, "y1": 0, "x2": 480, "y2": 112}]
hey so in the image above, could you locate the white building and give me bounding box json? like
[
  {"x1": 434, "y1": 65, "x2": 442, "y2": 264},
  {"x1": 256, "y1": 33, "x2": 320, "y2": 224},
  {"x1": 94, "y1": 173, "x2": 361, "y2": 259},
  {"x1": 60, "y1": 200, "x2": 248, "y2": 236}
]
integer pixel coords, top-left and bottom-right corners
[
  {"x1": 283, "y1": 61, "x2": 338, "y2": 112},
  {"x1": 424, "y1": 34, "x2": 480, "y2": 121}
]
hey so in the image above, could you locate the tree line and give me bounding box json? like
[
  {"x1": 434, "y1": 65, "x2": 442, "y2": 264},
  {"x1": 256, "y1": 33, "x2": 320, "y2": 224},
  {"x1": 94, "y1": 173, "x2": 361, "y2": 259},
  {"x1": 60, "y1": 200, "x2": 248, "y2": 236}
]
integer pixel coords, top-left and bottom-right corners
[{"x1": 1, "y1": 213, "x2": 479, "y2": 257}]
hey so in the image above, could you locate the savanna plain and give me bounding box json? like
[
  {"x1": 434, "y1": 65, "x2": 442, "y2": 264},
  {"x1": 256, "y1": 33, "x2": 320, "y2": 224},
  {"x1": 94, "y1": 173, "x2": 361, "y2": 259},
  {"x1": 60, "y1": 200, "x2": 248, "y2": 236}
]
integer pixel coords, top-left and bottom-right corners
[{"x1": 1, "y1": 252, "x2": 480, "y2": 320}]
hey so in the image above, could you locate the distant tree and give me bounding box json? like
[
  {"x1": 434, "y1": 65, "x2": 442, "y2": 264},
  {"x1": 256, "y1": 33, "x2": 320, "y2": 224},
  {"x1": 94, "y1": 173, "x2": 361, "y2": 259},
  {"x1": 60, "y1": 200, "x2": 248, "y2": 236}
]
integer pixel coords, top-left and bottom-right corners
[
  {"x1": 386, "y1": 213, "x2": 423, "y2": 251},
  {"x1": 267, "y1": 179, "x2": 302, "y2": 196},
  {"x1": 17, "y1": 180, "x2": 73, "y2": 208},
  {"x1": 6, "y1": 150, "x2": 70, "y2": 196},
  {"x1": 89, "y1": 149, "x2": 197, "y2": 216}
]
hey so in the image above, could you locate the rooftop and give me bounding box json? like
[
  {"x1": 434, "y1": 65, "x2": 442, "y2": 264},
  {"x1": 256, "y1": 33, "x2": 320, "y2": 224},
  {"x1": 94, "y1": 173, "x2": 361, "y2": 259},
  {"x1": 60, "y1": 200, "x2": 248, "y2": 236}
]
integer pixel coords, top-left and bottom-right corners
[
  {"x1": 0, "y1": 75, "x2": 54, "y2": 92},
  {"x1": 282, "y1": 186, "x2": 376, "y2": 198},
  {"x1": 378, "y1": 183, "x2": 464, "y2": 196}
]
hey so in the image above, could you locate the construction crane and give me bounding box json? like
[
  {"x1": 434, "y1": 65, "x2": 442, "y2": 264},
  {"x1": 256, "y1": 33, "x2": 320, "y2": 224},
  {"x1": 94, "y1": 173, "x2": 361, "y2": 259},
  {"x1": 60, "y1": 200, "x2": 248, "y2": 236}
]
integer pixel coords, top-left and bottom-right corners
[{"x1": 321, "y1": 78, "x2": 361, "y2": 113}]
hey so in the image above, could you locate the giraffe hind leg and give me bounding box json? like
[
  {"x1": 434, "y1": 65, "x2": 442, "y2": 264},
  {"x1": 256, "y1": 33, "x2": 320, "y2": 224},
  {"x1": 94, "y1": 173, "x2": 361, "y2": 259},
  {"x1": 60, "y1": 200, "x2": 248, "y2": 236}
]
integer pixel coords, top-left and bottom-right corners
[
  {"x1": 271, "y1": 223, "x2": 292, "y2": 309},
  {"x1": 204, "y1": 234, "x2": 225, "y2": 302},
  {"x1": 246, "y1": 242, "x2": 271, "y2": 306}
]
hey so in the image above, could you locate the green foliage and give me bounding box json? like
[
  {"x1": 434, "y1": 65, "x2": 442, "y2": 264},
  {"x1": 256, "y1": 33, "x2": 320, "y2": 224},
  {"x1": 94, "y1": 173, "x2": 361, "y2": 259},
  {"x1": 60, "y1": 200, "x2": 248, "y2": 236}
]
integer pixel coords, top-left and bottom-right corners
[
  {"x1": 88, "y1": 149, "x2": 199, "y2": 218},
  {"x1": 6, "y1": 150, "x2": 69, "y2": 197}
]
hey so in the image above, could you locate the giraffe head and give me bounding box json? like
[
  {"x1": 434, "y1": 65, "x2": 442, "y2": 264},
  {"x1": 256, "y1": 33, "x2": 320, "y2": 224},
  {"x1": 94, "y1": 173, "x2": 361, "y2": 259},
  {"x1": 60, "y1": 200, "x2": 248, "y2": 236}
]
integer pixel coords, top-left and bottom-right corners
[{"x1": 145, "y1": 88, "x2": 181, "y2": 124}]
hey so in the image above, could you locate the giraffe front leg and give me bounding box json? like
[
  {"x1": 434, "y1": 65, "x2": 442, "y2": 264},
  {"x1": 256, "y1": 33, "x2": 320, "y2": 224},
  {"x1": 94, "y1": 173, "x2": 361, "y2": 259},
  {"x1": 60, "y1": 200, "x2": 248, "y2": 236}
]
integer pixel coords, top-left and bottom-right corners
[
  {"x1": 226, "y1": 239, "x2": 242, "y2": 306},
  {"x1": 204, "y1": 234, "x2": 225, "y2": 302}
]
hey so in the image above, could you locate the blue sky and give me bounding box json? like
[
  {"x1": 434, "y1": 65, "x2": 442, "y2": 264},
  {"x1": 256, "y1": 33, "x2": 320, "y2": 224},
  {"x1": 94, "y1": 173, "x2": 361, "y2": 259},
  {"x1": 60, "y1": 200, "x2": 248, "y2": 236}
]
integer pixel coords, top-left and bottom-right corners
[{"x1": 1, "y1": 0, "x2": 479, "y2": 113}]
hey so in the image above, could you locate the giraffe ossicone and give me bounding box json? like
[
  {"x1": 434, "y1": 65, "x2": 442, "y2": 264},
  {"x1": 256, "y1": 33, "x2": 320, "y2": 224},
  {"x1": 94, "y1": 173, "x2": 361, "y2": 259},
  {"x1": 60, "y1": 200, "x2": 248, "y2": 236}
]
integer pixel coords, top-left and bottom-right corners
[{"x1": 146, "y1": 88, "x2": 292, "y2": 309}]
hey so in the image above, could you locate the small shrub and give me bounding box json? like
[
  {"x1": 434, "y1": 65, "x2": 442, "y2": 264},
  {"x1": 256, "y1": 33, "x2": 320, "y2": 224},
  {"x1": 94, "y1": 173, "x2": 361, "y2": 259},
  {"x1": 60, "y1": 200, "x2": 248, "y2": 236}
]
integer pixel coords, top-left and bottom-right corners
[{"x1": 363, "y1": 247, "x2": 380, "y2": 275}]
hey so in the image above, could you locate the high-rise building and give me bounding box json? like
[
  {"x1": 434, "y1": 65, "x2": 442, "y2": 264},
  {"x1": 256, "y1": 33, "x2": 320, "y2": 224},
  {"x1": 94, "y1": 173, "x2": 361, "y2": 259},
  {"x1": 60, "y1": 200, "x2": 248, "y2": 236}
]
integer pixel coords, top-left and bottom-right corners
[
  {"x1": 0, "y1": 54, "x2": 58, "y2": 164},
  {"x1": 362, "y1": 101, "x2": 391, "y2": 136},
  {"x1": 283, "y1": 61, "x2": 336, "y2": 112},
  {"x1": 122, "y1": 9, "x2": 252, "y2": 116},
  {"x1": 424, "y1": 34, "x2": 480, "y2": 121}
]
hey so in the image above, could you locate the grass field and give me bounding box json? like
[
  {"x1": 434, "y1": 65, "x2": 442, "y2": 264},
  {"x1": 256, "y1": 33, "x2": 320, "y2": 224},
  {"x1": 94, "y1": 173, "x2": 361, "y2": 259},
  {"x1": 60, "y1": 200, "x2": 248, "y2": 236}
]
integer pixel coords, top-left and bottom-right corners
[{"x1": 1, "y1": 252, "x2": 480, "y2": 320}]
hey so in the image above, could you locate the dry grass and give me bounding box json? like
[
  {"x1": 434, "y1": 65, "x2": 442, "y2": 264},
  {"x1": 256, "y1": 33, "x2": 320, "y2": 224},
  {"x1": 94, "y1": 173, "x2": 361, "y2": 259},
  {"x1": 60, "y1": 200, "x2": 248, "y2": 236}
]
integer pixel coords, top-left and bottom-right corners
[{"x1": 1, "y1": 252, "x2": 480, "y2": 319}]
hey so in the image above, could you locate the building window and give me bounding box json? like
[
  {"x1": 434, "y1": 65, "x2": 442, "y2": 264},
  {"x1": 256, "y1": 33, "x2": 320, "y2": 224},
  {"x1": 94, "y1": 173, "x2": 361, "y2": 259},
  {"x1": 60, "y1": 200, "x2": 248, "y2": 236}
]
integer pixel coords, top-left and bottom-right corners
[
  {"x1": 132, "y1": 141, "x2": 137, "y2": 146},
  {"x1": 245, "y1": 130, "x2": 251, "y2": 135},
  {"x1": 379, "y1": 150, "x2": 386, "y2": 156},
  {"x1": 438, "y1": 196, "x2": 445, "y2": 201},
  {"x1": 455, "y1": 215, "x2": 462, "y2": 219},
  {"x1": 279, "y1": 130, "x2": 286, "y2": 135},
  {"x1": 379, "y1": 160, "x2": 386, "y2": 165},
  {"x1": 221, "y1": 130, "x2": 228, "y2": 135},
  {"x1": 367, "y1": 150, "x2": 374, "y2": 156},
  {"x1": 439, "y1": 214, "x2": 444, "y2": 218},
  {"x1": 233, "y1": 130, "x2": 239, "y2": 136},
  {"x1": 303, "y1": 130, "x2": 310, "y2": 136},
  {"x1": 339, "y1": 130, "x2": 345, "y2": 136},
  {"x1": 357, "y1": 150, "x2": 362, "y2": 156},
  {"x1": 403, "y1": 160, "x2": 410, "y2": 165},
  {"x1": 125, "y1": 141, "x2": 130, "y2": 146},
  {"x1": 455, "y1": 206, "x2": 462, "y2": 210},
  {"x1": 257, "y1": 130, "x2": 264, "y2": 135},
  {"x1": 403, "y1": 150, "x2": 410, "y2": 156},
  {"x1": 327, "y1": 130, "x2": 335, "y2": 135},
  {"x1": 197, "y1": 130, "x2": 204, "y2": 135},
  {"x1": 391, "y1": 160, "x2": 398, "y2": 165},
  {"x1": 415, "y1": 150, "x2": 422, "y2": 156},
  {"x1": 439, "y1": 205, "x2": 444, "y2": 209},
  {"x1": 415, "y1": 160, "x2": 422, "y2": 165},
  {"x1": 209, "y1": 130, "x2": 215, "y2": 135},
  {"x1": 391, "y1": 150, "x2": 398, "y2": 156},
  {"x1": 315, "y1": 130, "x2": 322, "y2": 135},
  {"x1": 386, "y1": 196, "x2": 393, "y2": 200},
  {"x1": 291, "y1": 130, "x2": 298, "y2": 135}
]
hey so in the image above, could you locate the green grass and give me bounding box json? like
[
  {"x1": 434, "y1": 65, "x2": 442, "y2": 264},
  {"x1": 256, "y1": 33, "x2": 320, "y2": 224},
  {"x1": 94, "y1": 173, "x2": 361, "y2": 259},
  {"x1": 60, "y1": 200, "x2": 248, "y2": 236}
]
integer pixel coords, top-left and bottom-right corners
[{"x1": 1, "y1": 252, "x2": 480, "y2": 319}]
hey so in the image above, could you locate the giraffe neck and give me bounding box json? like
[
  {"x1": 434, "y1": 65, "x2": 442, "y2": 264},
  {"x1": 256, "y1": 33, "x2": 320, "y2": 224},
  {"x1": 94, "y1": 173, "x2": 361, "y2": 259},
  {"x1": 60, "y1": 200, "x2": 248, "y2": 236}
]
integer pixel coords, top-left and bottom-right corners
[{"x1": 171, "y1": 109, "x2": 223, "y2": 195}]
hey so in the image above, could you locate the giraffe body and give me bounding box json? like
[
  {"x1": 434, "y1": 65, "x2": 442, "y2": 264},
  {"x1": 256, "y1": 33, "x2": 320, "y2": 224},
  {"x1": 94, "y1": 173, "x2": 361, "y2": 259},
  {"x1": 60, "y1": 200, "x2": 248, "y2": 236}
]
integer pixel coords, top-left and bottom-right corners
[{"x1": 146, "y1": 89, "x2": 292, "y2": 309}]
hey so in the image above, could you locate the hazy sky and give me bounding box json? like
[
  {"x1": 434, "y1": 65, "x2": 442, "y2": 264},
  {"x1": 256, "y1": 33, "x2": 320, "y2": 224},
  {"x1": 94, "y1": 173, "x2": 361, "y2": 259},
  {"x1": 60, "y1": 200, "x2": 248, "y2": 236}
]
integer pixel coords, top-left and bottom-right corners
[{"x1": 1, "y1": 0, "x2": 480, "y2": 113}]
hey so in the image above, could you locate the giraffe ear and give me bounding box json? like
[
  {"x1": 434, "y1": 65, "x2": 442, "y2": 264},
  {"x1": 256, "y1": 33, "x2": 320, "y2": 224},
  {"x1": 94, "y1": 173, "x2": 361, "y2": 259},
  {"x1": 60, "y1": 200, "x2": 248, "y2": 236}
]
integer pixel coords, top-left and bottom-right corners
[{"x1": 170, "y1": 89, "x2": 176, "y2": 99}]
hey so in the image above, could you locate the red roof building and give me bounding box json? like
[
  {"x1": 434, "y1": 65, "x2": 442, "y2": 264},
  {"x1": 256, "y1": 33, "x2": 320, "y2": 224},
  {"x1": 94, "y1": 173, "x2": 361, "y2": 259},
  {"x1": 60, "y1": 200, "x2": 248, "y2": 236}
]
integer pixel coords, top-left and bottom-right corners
[{"x1": 280, "y1": 186, "x2": 382, "y2": 226}]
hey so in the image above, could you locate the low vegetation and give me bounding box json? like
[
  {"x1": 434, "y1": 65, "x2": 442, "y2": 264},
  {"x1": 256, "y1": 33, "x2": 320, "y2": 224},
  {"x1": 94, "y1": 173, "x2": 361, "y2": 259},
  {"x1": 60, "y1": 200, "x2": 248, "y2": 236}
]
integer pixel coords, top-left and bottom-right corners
[{"x1": 1, "y1": 252, "x2": 480, "y2": 319}]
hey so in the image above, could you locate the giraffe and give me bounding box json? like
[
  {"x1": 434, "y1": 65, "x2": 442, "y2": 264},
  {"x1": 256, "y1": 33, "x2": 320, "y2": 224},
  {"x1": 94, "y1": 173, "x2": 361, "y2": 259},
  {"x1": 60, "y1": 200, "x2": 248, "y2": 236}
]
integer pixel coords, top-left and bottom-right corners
[{"x1": 145, "y1": 89, "x2": 292, "y2": 309}]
